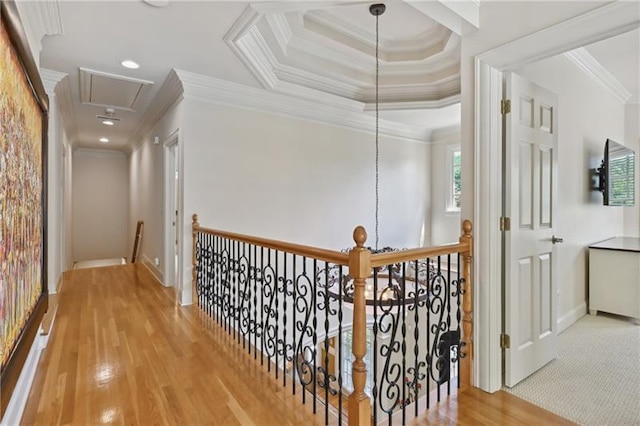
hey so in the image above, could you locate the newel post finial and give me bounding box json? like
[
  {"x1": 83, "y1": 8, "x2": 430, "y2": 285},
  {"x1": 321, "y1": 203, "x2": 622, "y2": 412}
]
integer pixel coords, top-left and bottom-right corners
[
  {"x1": 192, "y1": 214, "x2": 199, "y2": 229},
  {"x1": 353, "y1": 225, "x2": 367, "y2": 248},
  {"x1": 463, "y1": 219, "x2": 472, "y2": 237}
]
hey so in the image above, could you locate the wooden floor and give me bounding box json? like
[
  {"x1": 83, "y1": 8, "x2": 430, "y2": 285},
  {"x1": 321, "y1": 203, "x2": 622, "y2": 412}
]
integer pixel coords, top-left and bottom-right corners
[{"x1": 22, "y1": 264, "x2": 574, "y2": 425}]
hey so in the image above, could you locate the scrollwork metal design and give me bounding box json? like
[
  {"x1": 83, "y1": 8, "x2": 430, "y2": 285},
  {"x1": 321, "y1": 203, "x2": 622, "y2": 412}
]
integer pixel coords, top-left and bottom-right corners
[
  {"x1": 294, "y1": 267, "x2": 315, "y2": 388},
  {"x1": 261, "y1": 262, "x2": 278, "y2": 363}
]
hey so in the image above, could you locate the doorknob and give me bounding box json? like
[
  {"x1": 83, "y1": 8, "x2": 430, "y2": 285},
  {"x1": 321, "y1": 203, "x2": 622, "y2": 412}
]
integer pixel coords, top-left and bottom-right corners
[{"x1": 551, "y1": 235, "x2": 564, "y2": 244}]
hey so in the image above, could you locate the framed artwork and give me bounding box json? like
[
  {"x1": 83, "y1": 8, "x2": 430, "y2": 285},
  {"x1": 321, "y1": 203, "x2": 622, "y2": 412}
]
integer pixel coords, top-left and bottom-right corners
[{"x1": 0, "y1": 0, "x2": 49, "y2": 418}]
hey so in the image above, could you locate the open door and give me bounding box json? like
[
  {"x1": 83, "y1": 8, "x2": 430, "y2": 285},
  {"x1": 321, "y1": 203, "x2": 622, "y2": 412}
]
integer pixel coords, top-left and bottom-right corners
[{"x1": 503, "y1": 72, "x2": 561, "y2": 387}]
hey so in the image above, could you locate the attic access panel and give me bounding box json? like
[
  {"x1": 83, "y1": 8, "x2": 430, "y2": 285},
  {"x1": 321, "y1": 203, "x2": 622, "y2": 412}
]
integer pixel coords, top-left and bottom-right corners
[{"x1": 79, "y1": 67, "x2": 153, "y2": 112}]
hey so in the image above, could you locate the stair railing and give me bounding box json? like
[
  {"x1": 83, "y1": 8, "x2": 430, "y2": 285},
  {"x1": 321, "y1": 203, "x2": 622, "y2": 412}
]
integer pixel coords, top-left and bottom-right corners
[{"x1": 192, "y1": 214, "x2": 473, "y2": 425}]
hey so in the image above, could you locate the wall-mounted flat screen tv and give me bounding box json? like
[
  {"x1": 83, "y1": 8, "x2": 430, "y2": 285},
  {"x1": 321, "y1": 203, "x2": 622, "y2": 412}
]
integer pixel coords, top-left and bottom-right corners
[{"x1": 599, "y1": 139, "x2": 635, "y2": 206}]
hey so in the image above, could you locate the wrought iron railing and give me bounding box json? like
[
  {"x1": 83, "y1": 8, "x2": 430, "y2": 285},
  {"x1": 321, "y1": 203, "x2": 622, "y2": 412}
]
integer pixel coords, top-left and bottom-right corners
[{"x1": 192, "y1": 215, "x2": 473, "y2": 426}]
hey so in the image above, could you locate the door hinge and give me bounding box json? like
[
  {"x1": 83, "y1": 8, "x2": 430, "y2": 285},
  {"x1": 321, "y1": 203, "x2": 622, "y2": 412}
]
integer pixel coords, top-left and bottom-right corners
[
  {"x1": 501, "y1": 99, "x2": 511, "y2": 115},
  {"x1": 500, "y1": 216, "x2": 511, "y2": 231},
  {"x1": 500, "y1": 333, "x2": 511, "y2": 349}
]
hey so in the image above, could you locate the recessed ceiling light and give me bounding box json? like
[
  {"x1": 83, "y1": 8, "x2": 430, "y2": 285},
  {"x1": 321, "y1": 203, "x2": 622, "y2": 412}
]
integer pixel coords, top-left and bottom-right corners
[
  {"x1": 99, "y1": 137, "x2": 109, "y2": 143},
  {"x1": 121, "y1": 60, "x2": 140, "y2": 69},
  {"x1": 102, "y1": 120, "x2": 115, "y2": 126}
]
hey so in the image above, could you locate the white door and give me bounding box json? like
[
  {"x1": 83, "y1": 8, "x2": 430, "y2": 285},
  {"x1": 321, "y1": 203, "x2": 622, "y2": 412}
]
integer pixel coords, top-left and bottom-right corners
[{"x1": 504, "y1": 72, "x2": 560, "y2": 387}]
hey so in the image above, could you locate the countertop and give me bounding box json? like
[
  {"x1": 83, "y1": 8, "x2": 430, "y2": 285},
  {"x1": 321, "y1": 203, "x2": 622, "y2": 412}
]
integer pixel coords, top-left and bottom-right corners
[{"x1": 588, "y1": 237, "x2": 640, "y2": 253}]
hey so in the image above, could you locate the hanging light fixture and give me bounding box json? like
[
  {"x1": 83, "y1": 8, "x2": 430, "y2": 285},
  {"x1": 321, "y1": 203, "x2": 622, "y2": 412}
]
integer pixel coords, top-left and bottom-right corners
[{"x1": 325, "y1": 3, "x2": 432, "y2": 306}]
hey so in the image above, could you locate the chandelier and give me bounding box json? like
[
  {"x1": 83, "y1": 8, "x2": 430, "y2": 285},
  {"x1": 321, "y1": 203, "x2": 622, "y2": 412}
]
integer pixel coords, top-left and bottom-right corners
[{"x1": 325, "y1": 4, "x2": 432, "y2": 307}]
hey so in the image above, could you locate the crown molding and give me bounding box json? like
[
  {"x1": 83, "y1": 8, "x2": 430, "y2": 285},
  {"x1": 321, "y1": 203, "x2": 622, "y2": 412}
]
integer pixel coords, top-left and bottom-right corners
[
  {"x1": 264, "y1": 12, "x2": 292, "y2": 55},
  {"x1": 129, "y1": 70, "x2": 184, "y2": 151},
  {"x1": 365, "y1": 95, "x2": 461, "y2": 111},
  {"x1": 564, "y1": 47, "x2": 632, "y2": 104},
  {"x1": 39, "y1": 0, "x2": 64, "y2": 35},
  {"x1": 39, "y1": 68, "x2": 67, "y2": 94},
  {"x1": 14, "y1": 0, "x2": 63, "y2": 59},
  {"x1": 405, "y1": 0, "x2": 479, "y2": 36},
  {"x1": 73, "y1": 148, "x2": 127, "y2": 159},
  {"x1": 479, "y1": 1, "x2": 639, "y2": 70},
  {"x1": 430, "y1": 125, "x2": 461, "y2": 144},
  {"x1": 224, "y1": 5, "x2": 277, "y2": 89},
  {"x1": 39, "y1": 69, "x2": 78, "y2": 145},
  {"x1": 304, "y1": 9, "x2": 449, "y2": 54},
  {"x1": 175, "y1": 69, "x2": 430, "y2": 142},
  {"x1": 274, "y1": 80, "x2": 364, "y2": 112}
]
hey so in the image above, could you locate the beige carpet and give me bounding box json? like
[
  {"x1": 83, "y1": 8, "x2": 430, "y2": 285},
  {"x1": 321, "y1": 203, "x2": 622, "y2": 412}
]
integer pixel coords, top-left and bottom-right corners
[{"x1": 505, "y1": 313, "x2": 640, "y2": 425}]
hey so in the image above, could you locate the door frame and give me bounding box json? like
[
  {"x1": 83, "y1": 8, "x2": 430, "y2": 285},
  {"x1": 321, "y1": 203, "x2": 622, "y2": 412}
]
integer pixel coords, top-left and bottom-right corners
[
  {"x1": 473, "y1": 2, "x2": 639, "y2": 392},
  {"x1": 163, "y1": 129, "x2": 181, "y2": 288}
]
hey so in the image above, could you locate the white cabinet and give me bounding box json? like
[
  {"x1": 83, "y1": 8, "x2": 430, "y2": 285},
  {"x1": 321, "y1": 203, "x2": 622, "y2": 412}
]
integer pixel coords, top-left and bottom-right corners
[{"x1": 589, "y1": 237, "x2": 640, "y2": 323}]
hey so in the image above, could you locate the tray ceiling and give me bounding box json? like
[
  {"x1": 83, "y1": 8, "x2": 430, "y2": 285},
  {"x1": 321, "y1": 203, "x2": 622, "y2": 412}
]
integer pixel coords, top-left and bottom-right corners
[{"x1": 225, "y1": 2, "x2": 461, "y2": 106}]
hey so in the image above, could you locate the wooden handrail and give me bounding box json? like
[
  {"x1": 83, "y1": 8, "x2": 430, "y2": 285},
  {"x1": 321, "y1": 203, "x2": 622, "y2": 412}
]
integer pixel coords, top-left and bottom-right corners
[
  {"x1": 192, "y1": 215, "x2": 349, "y2": 265},
  {"x1": 131, "y1": 220, "x2": 144, "y2": 263},
  {"x1": 370, "y1": 241, "x2": 470, "y2": 268}
]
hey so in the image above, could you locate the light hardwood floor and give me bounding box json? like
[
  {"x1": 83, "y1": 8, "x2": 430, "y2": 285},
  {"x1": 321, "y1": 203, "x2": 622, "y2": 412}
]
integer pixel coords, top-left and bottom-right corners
[{"x1": 22, "y1": 264, "x2": 574, "y2": 425}]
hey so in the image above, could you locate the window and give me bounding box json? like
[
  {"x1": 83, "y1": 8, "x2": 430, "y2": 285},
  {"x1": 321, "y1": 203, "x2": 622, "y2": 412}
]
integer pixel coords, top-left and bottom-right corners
[
  {"x1": 447, "y1": 146, "x2": 462, "y2": 212},
  {"x1": 342, "y1": 329, "x2": 373, "y2": 397},
  {"x1": 609, "y1": 152, "x2": 635, "y2": 206}
]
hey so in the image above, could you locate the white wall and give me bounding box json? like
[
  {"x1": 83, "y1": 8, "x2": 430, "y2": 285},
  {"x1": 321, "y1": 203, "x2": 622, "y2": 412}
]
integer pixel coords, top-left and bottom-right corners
[
  {"x1": 430, "y1": 127, "x2": 461, "y2": 246},
  {"x1": 624, "y1": 103, "x2": 640, "y2": 237},
  {"x1": 180, "y1": 100, "x2": 431, "y2": 304},
  {"x1": 515, "y1": 53, "x2": 626, "y2": 329},
  {"x1": 129, "y1": 101, "x2": 183, "y2": 283},
  {"x1": 72, "y1": 150, "x2": 129, "y2": 263},
  {"x1": 460, "y1": 1, "x2": 609, "y2": 221}
]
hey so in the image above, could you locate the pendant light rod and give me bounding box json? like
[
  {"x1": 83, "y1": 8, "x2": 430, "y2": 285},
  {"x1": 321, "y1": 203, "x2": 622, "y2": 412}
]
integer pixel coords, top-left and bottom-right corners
[{"x1": 370, "y1": 3, "x2": 385, "y2": 250}]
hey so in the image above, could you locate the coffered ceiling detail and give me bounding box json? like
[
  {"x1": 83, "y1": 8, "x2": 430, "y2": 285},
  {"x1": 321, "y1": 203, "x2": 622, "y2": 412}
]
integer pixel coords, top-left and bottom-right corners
[{"x1": 225, "y1": 2, "x2": 461, "y2": 107}]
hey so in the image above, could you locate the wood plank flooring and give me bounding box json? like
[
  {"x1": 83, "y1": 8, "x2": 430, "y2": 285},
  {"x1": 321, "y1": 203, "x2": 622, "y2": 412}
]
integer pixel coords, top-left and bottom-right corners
[{"x1": 21, "y1": 264, "x2": 574, "y2": 425}]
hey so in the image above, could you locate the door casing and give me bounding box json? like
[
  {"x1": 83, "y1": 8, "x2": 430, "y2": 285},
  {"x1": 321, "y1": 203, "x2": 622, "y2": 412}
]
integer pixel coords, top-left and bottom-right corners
[{"x1": 164, "y1": 130, "x2": 181, "y2": 288}]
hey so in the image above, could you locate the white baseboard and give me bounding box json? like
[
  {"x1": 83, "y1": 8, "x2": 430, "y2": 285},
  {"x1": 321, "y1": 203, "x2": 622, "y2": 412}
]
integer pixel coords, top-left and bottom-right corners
[
  {"x1": 557, "y1": 301, "x2": 587, "y2": 334},
  {"x1": 1, "y1": 333, "x2": 44, "y2": 425},
  {"x1": 48, "y1": 274, "x2": 63, "y2": 295},
  {"x1": 141, "y1": 254, "x2": 164, "y2": 285}
]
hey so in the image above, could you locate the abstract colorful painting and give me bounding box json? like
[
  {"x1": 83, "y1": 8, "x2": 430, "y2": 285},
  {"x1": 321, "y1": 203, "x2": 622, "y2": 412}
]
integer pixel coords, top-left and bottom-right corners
[{"x1": 0, "y1": 14, "x2": 44, "y2": 370}]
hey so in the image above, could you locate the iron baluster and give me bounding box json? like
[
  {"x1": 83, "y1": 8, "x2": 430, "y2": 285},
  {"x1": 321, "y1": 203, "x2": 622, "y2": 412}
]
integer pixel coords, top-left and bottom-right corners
[
  {"x1": 312, "y1": 258, "x2": 318, "y2": 415},
  {"x1": 426, "y1": 257, "x2": 431, "y2": 410},
  {"x1": 373, "y1": 268, "x2": 378, "y2": 425},
  {"x1": 338, "y1": 266, "x2": 343, "y2": 426},
  {"x1": 292, "y1": 255, "x2": 297, "y2": 396}
]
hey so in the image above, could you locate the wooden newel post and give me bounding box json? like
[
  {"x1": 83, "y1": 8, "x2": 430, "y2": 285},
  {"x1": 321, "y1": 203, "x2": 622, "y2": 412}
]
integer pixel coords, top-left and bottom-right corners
[
  {"x1": 348, "y1": 226, "x2": 372, "y2": 426},
  {"x1": 459, "y1": 219, "x2": 473, "y2": 389},
  {"x1": 192, "y1": 214, "x2": 200, "y2": 305}
]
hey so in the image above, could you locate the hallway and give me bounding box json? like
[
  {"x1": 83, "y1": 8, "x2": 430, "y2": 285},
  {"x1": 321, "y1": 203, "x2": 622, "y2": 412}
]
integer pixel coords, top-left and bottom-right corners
[
  {"x1": 22, "y1": 264, "x2": 328, "y2": 425},
  {"x1": 21, "y1": 264, "x2": 573, "y2": 425}
]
